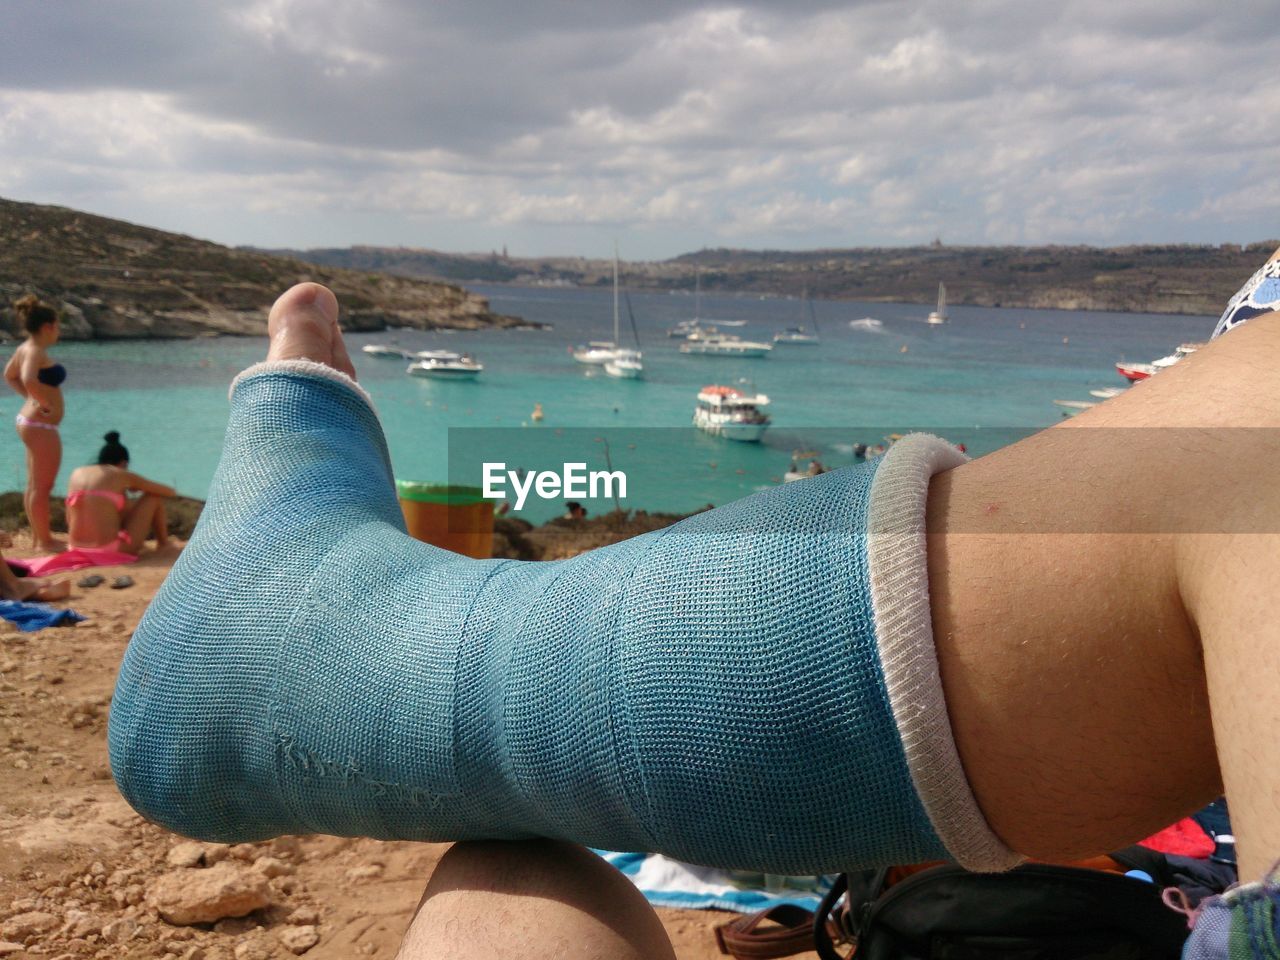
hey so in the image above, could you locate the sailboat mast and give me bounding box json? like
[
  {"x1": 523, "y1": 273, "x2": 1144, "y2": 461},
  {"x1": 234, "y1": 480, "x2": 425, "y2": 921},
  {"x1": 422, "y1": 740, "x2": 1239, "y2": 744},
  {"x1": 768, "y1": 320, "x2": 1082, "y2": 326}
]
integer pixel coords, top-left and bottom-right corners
[{"x1": 613, "y1": 245, "x2": 620, "y2": 345}]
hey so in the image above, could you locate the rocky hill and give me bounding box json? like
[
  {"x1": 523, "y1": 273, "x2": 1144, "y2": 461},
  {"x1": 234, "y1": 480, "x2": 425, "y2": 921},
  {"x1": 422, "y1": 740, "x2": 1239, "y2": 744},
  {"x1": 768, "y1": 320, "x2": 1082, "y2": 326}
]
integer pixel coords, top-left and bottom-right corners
[
  {"x1": 0, "y1": 198, "x2": 527, "y2": 340},
  {"x1": 277, "y1": 240, "x2": 1280, "y2": 317}
]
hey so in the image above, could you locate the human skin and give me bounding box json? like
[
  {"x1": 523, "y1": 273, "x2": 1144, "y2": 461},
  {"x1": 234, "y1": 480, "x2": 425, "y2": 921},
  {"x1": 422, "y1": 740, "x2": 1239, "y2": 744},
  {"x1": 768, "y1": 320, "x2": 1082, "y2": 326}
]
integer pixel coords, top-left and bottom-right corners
[
  {"x1": 260, "y1": 281, "x2": 1278, "y2": 956},
  {"x1": 5, "y1": 318, "x2": 65, "y2": 551},
  {"x1": 66, "y1": 462, "x2": 176, "y2": 553}
]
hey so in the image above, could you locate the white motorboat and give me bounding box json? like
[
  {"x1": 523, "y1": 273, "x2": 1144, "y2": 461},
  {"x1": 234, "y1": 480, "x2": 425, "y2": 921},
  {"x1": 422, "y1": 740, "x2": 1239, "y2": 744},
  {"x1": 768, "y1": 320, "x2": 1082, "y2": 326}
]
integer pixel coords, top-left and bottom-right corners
[
  {"x1": 926, "y1": 282, "x2": 948, "y2": 325},
  {"x1": 1089, "y1": 387, "x2": 1126, "y2": 400},
  {"x1": 604, "y1": 348, "x2": 643, "y2": 379},
  {"x1": 849, "y1": 317, "x2": 884, "y2": 331},
  {"x1": 363, "y1": 343, "x2": 412, "y2": 358},
  {"x1": 693, "y1": 385, "x2": 771, "y2": 441},
  {"x1": 1116, "y1": 341, "x2": 1203, "y2": 382},
  {"x1": 1053, "y1": 399, "x2": 1096, "y2": 416},
  {"x1": 407, "y1": 350, "x2": 483, "y2": 380},
  {"x1": 572, "y1": 341, "x2": 618, "y2": 365},
  {"x1": 680, "y1": 330, "x2": 773, "y2": 357},
  {"x1": 774, "y1": 327, "x2": 818, "y2": 344}
]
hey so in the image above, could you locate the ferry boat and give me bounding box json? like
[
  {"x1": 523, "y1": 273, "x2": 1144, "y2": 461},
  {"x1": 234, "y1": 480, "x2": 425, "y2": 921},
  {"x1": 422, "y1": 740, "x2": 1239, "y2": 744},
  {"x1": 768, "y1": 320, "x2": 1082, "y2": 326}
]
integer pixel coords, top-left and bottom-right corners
[
  {"x1": 407, "y1": 350, "x2": 483, "y2": 380},
  {"x1": 693, "y1": 385, "x2": 771, "y2": 441},
  {"x1": 680, "y1": 330, "x2": 773, "y2": 357}
]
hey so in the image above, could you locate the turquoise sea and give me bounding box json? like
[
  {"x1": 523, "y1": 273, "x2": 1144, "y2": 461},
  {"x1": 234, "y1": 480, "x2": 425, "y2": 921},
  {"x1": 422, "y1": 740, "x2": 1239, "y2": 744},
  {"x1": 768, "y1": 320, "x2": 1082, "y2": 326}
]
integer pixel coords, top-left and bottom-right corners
[{"x1": 2, "y1": 285, "x2": 1215, "y2": 524}]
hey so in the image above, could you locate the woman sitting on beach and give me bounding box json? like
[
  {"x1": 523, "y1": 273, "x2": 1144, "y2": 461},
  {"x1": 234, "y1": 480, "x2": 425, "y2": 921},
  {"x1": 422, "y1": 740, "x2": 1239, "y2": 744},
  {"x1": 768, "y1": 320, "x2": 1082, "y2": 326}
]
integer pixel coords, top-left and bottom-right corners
[
  {"x1": 66, "y1": 431, "x2": 175, "y2": 555},
  {"x1": 3, "y1": 295, "x2": 67, "y2": 552}
]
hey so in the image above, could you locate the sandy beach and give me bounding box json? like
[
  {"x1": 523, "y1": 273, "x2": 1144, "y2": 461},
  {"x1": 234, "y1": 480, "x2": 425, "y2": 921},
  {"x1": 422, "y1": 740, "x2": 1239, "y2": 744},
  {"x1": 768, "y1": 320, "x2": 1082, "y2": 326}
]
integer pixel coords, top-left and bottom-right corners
[{"x1": 0, "y1": 542, "x2": 801, "y2": 960}]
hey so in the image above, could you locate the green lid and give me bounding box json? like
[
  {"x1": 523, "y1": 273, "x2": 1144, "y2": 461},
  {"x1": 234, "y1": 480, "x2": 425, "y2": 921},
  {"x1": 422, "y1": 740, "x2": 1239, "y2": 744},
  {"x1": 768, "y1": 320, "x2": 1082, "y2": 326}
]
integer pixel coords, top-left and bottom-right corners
[{"x1": 395, "y1": 480, "x2": 488, "y2": 506}]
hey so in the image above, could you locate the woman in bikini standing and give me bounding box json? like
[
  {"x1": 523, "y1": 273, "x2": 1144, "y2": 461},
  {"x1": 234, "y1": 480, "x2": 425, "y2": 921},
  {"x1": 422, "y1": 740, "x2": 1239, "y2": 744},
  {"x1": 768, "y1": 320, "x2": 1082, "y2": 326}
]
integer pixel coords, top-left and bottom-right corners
[
  {"x1": 66, "y1": 432, "x2": 175, "y2": 554},
  {"x1": 3, "y1": 295, "x2": 66, "y2": 552}
]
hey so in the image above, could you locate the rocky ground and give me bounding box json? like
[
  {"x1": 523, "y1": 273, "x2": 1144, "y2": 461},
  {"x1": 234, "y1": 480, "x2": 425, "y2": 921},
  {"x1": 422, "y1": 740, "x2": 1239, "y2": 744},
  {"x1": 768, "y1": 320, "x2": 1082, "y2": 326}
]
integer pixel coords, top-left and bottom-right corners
[
  {"x1": 0, "y1": 197, "x2": 536, "y2": 341},
  {"x1": 0, "y1": 535, "x2": 797, "y2": 960}
]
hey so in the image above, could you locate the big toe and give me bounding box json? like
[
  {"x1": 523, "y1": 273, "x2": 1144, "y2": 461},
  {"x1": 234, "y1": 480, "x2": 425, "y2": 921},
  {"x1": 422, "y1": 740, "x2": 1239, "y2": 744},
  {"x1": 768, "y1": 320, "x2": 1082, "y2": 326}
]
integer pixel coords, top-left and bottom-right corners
[{"x1": 266, "y1": 283, "x2": 356, "y2": 378}]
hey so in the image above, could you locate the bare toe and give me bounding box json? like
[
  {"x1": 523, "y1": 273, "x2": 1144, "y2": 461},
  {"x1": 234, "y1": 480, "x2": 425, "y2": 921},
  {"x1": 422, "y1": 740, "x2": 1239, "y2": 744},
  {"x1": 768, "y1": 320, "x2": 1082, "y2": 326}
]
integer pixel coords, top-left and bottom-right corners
[{"x1": 266, "y1": 283, "x2": 358, "y2": 379}]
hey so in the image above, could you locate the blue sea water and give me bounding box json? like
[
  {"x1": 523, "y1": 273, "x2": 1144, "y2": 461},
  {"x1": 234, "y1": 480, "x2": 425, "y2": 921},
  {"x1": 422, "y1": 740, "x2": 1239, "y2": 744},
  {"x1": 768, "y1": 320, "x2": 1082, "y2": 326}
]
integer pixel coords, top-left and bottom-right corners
[{"x1": 1, "y1": 285, "x2": 1215, "y2": 524}]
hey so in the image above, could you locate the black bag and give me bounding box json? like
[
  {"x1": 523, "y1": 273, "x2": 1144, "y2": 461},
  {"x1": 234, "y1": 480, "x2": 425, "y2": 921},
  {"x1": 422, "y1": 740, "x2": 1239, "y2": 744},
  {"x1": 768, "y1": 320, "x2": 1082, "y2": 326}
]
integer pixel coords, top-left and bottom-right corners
[
  {"x1": 717, "y1": 856, "x2": 1190, "y2": 960},
  {"x1": 817, "y1": 862, "x2": 1189, "y2": 960}
]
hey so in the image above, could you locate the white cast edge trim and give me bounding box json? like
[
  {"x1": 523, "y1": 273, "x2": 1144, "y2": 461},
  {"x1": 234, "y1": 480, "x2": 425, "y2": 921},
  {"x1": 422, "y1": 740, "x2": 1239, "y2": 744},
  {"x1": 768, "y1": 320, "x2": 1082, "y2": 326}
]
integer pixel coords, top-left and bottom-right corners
[
  {"x1": 867, "y1": 433, "x2": 1024, "y2": 872},
  {"x1": 229, "y1": 359, "x2": 377, "y2": 414}
]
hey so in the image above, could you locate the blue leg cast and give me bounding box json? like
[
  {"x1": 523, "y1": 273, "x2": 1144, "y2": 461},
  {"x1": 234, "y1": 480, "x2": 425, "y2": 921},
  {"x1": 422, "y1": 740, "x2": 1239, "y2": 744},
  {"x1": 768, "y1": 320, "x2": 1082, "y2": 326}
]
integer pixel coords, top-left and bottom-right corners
[{"x1": 109, "y1": 359, "x2": 1020, "y2": 874}]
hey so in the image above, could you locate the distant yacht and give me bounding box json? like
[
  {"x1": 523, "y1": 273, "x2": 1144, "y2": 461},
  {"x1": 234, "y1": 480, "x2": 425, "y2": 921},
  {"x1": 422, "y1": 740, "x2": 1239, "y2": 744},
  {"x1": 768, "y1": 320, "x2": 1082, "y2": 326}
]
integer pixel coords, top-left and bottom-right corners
[
  {"x1": 362, "y1": 343, "x2": 412, "y2": 358},
  {"x1": 927, "y1": 282, "x2": 948, "y2": 325},
  {"x1": 605, "y1": 248, "x2": 644, "y2": 379},
  {"x1": 680, "y1": 329, "x2": 773, "y2": 357},
  {"x1": 407, "y1": 350, "x2": 483, "y2": 380},
  {"x1": 849, "y1": 317, "x2": 884, "y2": 331},
  {"x1": 774, "y1": 290, "x2": 820, "y2": 345}
]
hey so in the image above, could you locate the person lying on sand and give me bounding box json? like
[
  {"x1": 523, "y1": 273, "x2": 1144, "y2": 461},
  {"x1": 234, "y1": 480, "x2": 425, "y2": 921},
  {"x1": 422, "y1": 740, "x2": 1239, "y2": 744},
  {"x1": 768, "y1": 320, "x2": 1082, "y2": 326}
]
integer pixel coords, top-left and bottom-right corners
[
  {"x1": 109, "y1": 249, "x2": 1280, "y2": 959},
  {"x1": 66, "y1": 431, "x2": 175, "y2": 555},
  {"x1": 0, "y1": 537, "x2": 69, "y2": 602}
]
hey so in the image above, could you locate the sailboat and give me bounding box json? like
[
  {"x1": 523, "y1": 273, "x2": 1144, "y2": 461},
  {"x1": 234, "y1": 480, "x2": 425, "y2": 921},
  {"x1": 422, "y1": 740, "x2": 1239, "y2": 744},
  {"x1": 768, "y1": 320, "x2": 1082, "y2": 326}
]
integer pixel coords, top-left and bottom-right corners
[
  {"x1": 927, "y1": 282, "x2": 948, "y2": 325},
  {"x1": 602, "y1": 249, "x2": 643, "y2": 379},
  {"x1": 573, "y1": 248, "x2": 622, "y2": 365},
  {"x1": 774, "y1": 289, "x2": 820, "y2": 344}
]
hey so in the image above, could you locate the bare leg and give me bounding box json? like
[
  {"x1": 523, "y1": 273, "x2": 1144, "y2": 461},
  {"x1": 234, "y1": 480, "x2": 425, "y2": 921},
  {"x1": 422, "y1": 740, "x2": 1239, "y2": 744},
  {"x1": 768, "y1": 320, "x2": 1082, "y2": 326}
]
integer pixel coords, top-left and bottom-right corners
[
  {"x1": 930, "y1": 311, "x2": 1280, "y2": 870},
  {"x1": 121, "y1": 495, "x2": 164, "y2": 555},
  {"x1": 150, "y1": 499, "x2": 170, "y2": 547},
  {"x1": 0, "y1": 548, "x2": 69, "y2": 602},
  {"x1": 394, "y1": 842, "x2": 675, "y2": 960},
  {"x1": 19, "y1": 424, "x2": 63, "y2": 552},
  {"x1": 259, "y1": 281, "x2": 1278, "y2": 950}
]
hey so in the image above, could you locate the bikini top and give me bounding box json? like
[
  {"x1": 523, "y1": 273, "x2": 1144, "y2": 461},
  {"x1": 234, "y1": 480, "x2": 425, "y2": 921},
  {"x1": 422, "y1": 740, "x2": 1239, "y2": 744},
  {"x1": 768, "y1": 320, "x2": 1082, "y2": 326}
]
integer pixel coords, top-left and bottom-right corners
[{"x1": 37, "y1": 364, "x2": 66, "y2": 387}]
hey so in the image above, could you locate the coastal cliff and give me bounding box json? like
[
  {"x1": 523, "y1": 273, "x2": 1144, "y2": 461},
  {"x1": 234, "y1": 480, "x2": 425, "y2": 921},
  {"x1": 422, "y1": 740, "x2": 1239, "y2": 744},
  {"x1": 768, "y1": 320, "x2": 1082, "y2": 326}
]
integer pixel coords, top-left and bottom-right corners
[{"x1": 0, "y1": 197, "x2": 527, "y2": 340}]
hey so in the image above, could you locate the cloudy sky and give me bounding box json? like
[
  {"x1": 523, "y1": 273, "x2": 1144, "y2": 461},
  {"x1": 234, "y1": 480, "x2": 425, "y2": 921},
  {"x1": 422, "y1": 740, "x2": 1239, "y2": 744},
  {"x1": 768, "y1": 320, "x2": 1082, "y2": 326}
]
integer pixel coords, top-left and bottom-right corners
[{"x1": 2, "y1": 0, "x2": 1278, "y2": 259}]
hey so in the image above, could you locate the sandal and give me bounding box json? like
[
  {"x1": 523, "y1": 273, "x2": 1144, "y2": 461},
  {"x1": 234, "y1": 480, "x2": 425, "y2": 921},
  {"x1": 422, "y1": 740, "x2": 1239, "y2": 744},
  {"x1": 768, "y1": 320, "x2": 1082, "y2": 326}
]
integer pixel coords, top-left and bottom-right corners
[
  {"x1": 111, "y1": 575, "x2": 135, "y2": 590},
  {"x1": 78, "y1": 575, "x2": 105, "y2": 588}
]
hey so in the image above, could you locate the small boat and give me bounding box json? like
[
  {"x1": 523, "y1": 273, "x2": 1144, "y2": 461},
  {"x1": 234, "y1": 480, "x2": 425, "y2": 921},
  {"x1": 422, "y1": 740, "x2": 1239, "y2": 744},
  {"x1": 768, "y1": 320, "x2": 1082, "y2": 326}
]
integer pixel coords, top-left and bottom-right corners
[
  {"x1": 849, "y1": 317, "x2": 884, "y2": 331},
  {"x1": 362, "y1": 343, "x2": 412, "y2": 358},
  {"x1": 1089, "y1": 387, "x2": 1125, "y2": 400},
  {"x1": 605, "y1": 348, "x2": 643, "y2": 379},
  {"x1": 784, "y1": 451, "x2": 828, "y2": 482},
  {"x1": 668, "y1": 319, "x2": 700, "y2": 338},
  {"x1": 1053, "y1": 399, "x2": 1096, "y2": 416},
  {"x1": 680, "y1": 330, "x2": 773, "y2": 357},
  {"x1": 693, "y1": 385, "x2": 771, "y2": 441},
  {"x1": 407, "y1": 350, "x2": 483, "y2": 380},
  {"x1": 1115, "y1": 342, "x2": 1203, "y2": 382},
  {"x1": 572, "y1": 341, "x2": 618, "y2": 365},
  {"x1": 1115, "y1": 360, "x2": 1157, "y2": 382},
  {"x1": 926, "y1": 282, "x2": 948, "y2": 325},
  {"x1": 605, "y1": 282, "x2": 645, "y2": 380},
  {"x1": 775, "y1": 291, "x2": 820, "y2": 344}
]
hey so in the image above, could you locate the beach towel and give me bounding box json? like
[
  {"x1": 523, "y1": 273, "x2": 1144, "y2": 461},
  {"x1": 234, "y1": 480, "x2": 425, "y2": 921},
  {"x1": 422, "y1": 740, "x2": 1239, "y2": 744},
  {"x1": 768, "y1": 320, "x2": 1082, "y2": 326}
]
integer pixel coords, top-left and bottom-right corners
[
  {"x1": 595, "y1": 850, "x2": 833, "y2": 913},
  {"x1": 0, "y1": 600, "x2": 85, "y2": 632},
  {"x1": 22, "y1": 546, "x2": 137, "y2": 576}
]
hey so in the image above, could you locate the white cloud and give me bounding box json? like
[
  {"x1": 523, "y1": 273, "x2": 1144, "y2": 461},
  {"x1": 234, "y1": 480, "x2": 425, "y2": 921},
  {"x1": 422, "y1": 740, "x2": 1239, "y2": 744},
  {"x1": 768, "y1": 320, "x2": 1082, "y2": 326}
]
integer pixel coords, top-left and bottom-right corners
[{"x1": 1, "y1": 0, "x2": 1278, "y2": 256}]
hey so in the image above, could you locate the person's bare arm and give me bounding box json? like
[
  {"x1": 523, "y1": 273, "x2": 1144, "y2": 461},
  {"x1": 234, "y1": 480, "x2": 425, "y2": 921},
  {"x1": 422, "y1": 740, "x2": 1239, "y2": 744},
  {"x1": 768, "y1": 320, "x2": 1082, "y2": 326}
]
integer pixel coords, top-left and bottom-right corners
[
  {"x1": 125, "y1": 472, "x2": 176, "y2": 498},
  {"x1": 3, "y1": 351, "x2": 25, "y2": 399}
]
